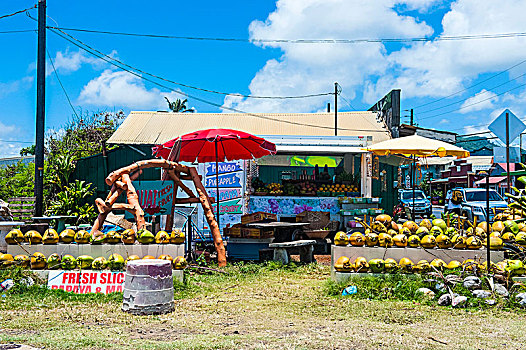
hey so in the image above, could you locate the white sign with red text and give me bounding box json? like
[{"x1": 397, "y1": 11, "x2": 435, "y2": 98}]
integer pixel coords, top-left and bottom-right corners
[{"x1": 47, "y1": 270, "x2": 125, "y2": 294}]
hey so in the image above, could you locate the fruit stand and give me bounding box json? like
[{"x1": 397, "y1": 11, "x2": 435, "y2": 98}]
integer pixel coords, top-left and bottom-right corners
[{"x1": 331, "y1": 212, "x2": 525, "y2": 280}]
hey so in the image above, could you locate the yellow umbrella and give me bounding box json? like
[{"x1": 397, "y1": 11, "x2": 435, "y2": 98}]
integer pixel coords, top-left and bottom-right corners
[
  {"x1": 365, "y1": 135, "x2": 469, "y2": 158},
  {"x1": 364, "y1": 135, "x2": 469, "y2": 220}
]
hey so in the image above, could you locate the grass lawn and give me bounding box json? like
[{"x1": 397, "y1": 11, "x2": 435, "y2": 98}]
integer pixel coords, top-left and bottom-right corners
[{"x1": 1, "y1": 263, "x2": 526, "y2": 349}]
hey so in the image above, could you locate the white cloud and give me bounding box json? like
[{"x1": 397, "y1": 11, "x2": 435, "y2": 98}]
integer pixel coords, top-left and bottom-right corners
[
  {"x1": 227, "y1": 0, "x2": 526, "y2": 114},
  {"x1": 439, "y1": 118, "x2": 449, "y2": 124},
  {"x1": 0, "y1": 77, "x2": 33, "y2": 99},
  {"x1": 462, "y1": 123, "x2": 490, "y2": 135},
  {"x1": 0, "y1": 121, "x2": 17, "y2": 136},
  {"x1": 0, "y1": 122, "x2": 25, "y2": 158},
  {"x1": 78, "y1": 69, "x2": 179, "y2": 110},
  {"x1": 459, "y1": 89, "x2": 497, "y2": 113},
  {"x1": 397, "y1": 0, "x2": 444, "y2": 12},
  {"x1": 376, "y1": 0, "x2": 526, "y2": 99},
  {"x1": 44, "y1": 49, "x2": 116, "y2": 76},
  {"x1": 224, "y1": 0, "x2": 433, "y2": 113}
]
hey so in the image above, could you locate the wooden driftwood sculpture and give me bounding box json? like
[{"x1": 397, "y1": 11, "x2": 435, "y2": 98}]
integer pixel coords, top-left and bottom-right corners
[{"x1": 90, "y1": 159, "x2": 226, "y2": 267}]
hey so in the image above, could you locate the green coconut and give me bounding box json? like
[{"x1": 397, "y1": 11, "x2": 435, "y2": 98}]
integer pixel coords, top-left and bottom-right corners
[
  {"x1": 368, "y1": 258, "x2": 385, "y2": 273},
  {"x1": 92, "y1": 257, "x2": 107, "y2": 270},
  {"x1": 432, "y1": 219, "x2": 447, "y2": 233},
  {"x1": 136, "y1": 229, "x2": 155, "y2": 244},
  {"x1": 61, "y1": 254, "x2": 77, "y2": 270},
  {"x1": 76, "y1": 255, "x2": 94, "y2": 269},
  {"x1": 107, "y1": 253, "x2": 125, "y2": 271},
  {"x1": 46, "y1": 253, "x2": 62, "y2": 269},
  {"x1": 90, "y1": 231, "x2": 106, "y2": 245}
]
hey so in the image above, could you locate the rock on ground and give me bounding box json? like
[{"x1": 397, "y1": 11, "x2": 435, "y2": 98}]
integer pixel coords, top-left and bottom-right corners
[
  {"x1": 494, "y1": 283, "x2": 509, "y2": 297},
  {"x1": 416, "y1": 288, "x2": 435, "y2": 298},
  {"x1": 452, "y1": 295, "x2": 468, "y2": 308},
  {"x1": 472, "y1": 290, "x2": 491, "y2": 299},
  {"x1": 463, "y1": 276, "x2": 481, "y2": 290}
]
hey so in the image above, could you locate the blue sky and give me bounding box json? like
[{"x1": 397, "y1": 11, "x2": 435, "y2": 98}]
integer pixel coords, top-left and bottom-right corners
[{"x1": 1, "y1": 0, "x2": 526, "y2": 157}]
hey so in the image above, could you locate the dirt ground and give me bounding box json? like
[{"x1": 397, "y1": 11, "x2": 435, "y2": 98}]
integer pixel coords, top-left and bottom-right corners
[{"x1": 1, "y1": 264, "x2": 526, "y2": 349}]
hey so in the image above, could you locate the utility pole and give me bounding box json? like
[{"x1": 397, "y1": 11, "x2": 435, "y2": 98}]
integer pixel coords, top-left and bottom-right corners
[
  {"x1": 334, "y1": 82, "x2": 338, "y2": 136},
  {"x1": 35, "y1": 0, "x2": 46, "y2": 216},
  {"x1": 410, "y1": 109, "x2": 414, "y2": 126}
]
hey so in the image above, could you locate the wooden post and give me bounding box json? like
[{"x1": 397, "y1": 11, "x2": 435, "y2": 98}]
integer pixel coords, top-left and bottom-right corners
[
  {"x1": 122, "y1": 174, "x2": 145, "y2": 230},
  {"x1": 196, "y1": 187, "x2": 226, "y2": 267},
  {"x1": 92, "y1": 159, "x2": 226, "y2": 267},
  {"x1": 164, "y1": 179, "x2": 178, "y2": 232}
]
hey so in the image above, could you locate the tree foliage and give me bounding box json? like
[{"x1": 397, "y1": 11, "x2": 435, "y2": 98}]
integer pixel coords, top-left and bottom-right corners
[
  {"x1": 0, "y1": 162, "x2": 36, "y2": 200},
  {"x1": 19, "y1": 145, "x2": 35, "y2": 156},
  {"x1": 47, "y1": 180, "x2": 97, "y2": 224},
  {"x1": 165, "y1": 97, "x2": 194, "y2": 113},
  {"x1": 1, "y1": 111, "x2": 124, "y2": 223}
]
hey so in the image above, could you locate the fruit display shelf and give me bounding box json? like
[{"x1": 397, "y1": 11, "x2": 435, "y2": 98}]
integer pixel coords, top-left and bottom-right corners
[
  {"x1": 7, "y1": 243, "x2": 185, "y2": 260},
  {"x1": 331, "y1": 245, "x2": 505, "y2": 277}
]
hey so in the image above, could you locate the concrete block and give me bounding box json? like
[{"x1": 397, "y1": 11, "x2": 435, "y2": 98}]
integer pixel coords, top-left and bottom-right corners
[{"x1": 7, "y1": 243, "x2": 185, "y2": 259}]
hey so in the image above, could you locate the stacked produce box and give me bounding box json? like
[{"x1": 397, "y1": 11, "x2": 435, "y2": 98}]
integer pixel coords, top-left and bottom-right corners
[{"x1": 224, "y1": 212, "x2": 276, "y2": 239}]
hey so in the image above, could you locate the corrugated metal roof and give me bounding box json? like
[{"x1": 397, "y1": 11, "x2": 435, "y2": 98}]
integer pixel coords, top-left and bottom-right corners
[{"x1": 107, "y1": 111, "x2": 392, "y2": 145}]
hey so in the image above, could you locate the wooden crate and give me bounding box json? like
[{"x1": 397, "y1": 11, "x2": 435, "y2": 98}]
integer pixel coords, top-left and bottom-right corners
[
  {"x1": 241, "y1": 212, "x2": 277, "y2": 224},
  {"x1": 242, "y1": 228, "x2": 274, "y2": 239}
]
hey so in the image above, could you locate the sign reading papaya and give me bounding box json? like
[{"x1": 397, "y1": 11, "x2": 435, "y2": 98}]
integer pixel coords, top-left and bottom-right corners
[
  {"x1": 202, "y1": 161, "x2": 246, "y2": 231},
  {"x1": 47, "y1": 270, "x2": 125, "y2": 294},
  {"x1": 127, "y1": 180, "x2": 174, "y2": 217}
]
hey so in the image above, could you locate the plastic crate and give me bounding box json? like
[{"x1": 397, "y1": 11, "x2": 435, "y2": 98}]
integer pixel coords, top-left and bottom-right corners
[
  {"x1": 346, "y1": 192, "x2": 361, "y2": 197},
  {"x1": 354, "y1": 208, "x2": 369, "y2": 215},
  {"x1": 353, "y1": 197, "x2": 367, "y2": 204},
  {"x1": 366, "y1": 197, "x2": 382, "y2": 204},
  {"x1": 368, "y1": 208, "x2": 384, "y2": 215}
]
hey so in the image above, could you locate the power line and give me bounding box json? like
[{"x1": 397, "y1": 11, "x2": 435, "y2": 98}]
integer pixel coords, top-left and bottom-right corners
[
  {"x1": 418, "y1": 71, "x2": 526, "y2": 115},
  {"x1": 413, "y1": 58, "x2": 526, "y2": 110},
  {"x1": 0, "y1": 139, "x2": 34, "y2": 144},
  {"x1": 338, "y1": 93, "x2": 357, "y2": 111},
  {"x1": 47, "y1": 49, "x2": 80, "y2": 119},
  {"x1": 0, "y1": 5, "x2": 36, "y2": 20},
  {"x1": 30, "y1": 20, "x2": 332, "y2": 100},
  {"x1": 48, "y1": 25, "x2": 526, "y2": 44},
  {"x1": 0, "y1": 29, "x2": 36, "y2": 34},
  {"x1": 48, "y1": 27, "x2": 390, "y2": 134},
  {"x1": 455, "y1": 136, "x2": 499, "y2": 144},
  {"x1": 456, "y1": 131, "x2": 491, "y2": 137},
  {"x1": 419, "y1": 81, "x2": 526, "y2": 121}
]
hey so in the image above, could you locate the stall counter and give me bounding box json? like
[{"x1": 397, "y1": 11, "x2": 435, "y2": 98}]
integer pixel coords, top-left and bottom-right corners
[{"x1": 248, "y1": 196, "x2": 341, "y2": 221}]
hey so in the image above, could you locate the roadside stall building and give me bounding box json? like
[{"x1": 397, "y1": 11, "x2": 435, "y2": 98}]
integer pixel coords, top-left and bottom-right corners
[{"x1": 107, "y1": 111, "x2": 399, "y2": 237}]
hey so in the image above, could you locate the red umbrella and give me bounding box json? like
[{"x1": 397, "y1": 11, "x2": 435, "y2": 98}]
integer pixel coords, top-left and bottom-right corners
[{"x1": 153, "y1": 129, "x2": 277, "y2": 231}]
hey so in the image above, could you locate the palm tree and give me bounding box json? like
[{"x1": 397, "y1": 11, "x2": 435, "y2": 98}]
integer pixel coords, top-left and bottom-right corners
[{"x1": 165, "y1": 97, "x2": 195, "y2": 113}]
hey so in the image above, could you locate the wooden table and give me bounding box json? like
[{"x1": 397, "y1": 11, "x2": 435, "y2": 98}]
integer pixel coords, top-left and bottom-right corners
[
  {"x1": 32, "y1": 215, "x2": 76, "y2": 232},
  {"x1": 0, "y1": 221, "x2": 24, "y2": 253}
]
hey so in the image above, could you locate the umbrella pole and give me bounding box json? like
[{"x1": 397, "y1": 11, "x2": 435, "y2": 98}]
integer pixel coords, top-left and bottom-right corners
[
  {"x1": 215, "y1": 141, "x2": 220, "y2": 234},
  {"x1": 412, "y1": 155, "x2": 415, "y2": 221}
]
